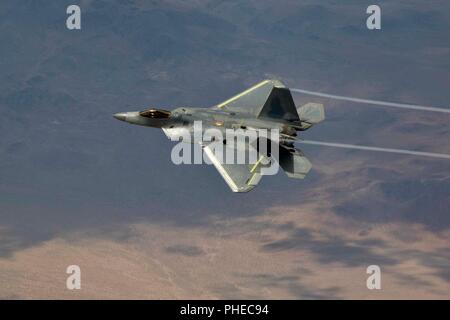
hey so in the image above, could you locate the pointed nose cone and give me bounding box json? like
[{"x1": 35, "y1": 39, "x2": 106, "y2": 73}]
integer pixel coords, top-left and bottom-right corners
[{"x1": 113, "y1": 112, "x2": 127, "y2": 122}]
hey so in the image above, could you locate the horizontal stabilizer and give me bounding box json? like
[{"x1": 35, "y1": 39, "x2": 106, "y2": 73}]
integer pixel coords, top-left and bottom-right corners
[
  {"x1": 278, "y1": 147, "x2": 312, "y2": 179},
  {"x1": 297, "y1": 103, "x2": 325, "y2": 124}
]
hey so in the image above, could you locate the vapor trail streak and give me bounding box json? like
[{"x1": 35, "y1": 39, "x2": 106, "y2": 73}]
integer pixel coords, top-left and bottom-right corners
[
  {"x1": 297, "y1": 140, "x2": 450, "y2": 160},
  {"x1": 291, "y1": 88, "x2": 450, "y2": 114}
]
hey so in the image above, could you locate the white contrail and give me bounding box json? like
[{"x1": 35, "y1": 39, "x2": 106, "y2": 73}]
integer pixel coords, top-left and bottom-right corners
[
  {"x1": 291, "y1": 88, "x2": 450, "y2": 114},
  {"x1": 297, "y1": 140, "x2": 450, "y2": 160}
]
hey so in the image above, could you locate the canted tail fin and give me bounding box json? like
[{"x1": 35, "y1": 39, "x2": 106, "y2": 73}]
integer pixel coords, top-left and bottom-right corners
[{"x1": 257, "y1": 87, "x2": 300, "y2": 121}]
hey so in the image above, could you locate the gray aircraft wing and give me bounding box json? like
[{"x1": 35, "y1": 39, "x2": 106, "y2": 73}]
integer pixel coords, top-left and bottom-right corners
[
  {"x1": 214, "y1": 80, "x2": 299, "y2": 121},
  {"x1": 203, "y1": 143, "x2": 269, "y2": 192}
]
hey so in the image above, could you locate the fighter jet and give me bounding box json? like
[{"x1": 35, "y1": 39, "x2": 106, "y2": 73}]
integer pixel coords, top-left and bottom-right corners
[{"x1": 113, "y1": 79, "x2": 325, "y2": 192}]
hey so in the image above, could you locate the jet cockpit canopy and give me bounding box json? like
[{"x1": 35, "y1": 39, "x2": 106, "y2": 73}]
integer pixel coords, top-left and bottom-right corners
[{"x1": 139, "y1": 108, "x2": 171, "y2": 119}]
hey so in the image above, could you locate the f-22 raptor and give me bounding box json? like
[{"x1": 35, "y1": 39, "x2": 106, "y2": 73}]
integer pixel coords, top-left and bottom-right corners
[{"x1": 113, "y1": 79, "x2": 325, "y2": 192}]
